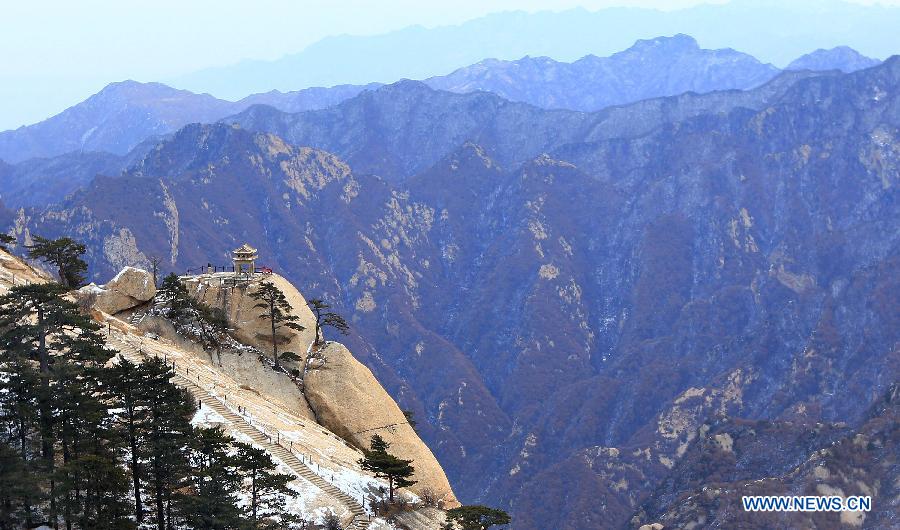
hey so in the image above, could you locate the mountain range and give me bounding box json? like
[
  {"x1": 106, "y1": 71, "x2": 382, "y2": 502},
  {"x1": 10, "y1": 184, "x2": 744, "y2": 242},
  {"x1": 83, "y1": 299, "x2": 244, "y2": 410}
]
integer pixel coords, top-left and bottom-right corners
[
  {"x1": 7, "y1": 55, "x2": 899, "y2": 529},
  {"x1": 167, "y1": 0, "x2": 899, "y2": 99},
  {"x1": 0, "y1": 36, "x2": 879, "y2": 170},
  {"x1": 427, "y1": 34, "x2": 779, "y2": 111},
  {"x1": 5, "y1": 0, "x2": 900, "y2": 132}
]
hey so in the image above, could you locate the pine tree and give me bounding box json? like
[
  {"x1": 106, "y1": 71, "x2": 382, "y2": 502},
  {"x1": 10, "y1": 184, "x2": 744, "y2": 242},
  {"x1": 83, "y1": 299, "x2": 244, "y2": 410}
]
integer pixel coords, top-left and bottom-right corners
[
  {"x1": 107, "y1": 358, "x2": 150, "y2": 523},
  {"x1": 0, "y1": 360, "x2": 40, "y2": 463},
  {"x1": 306, "y1": 298, "x2": 349, "y2": 347},
  {"x1": 148, "y1": 256, "x2": 162, "y2": 288},
  {"x1": 26, "y1": 235, "x2": 88, "y2": 288},
  {"x1": 192, "y1": 303, "x2": 230, "y2": 366},
  {"x1": 250, "y1": 281, "x2": 305, "y2": 370},
  {"x1": 157, "y1": 273, "x2": 192, "y2": 320},
  {"x1": 140, "y1": 357, "x2": 195, "y2": 530},
  {"x1": 233, "y1": 442, "x2": 297, "y2": 528},
  {"x1": 0, "y1": 283, "x2": 116, "y2": 526},
  {"x1": 54, "y1": 363, "x2": 130, "y2": 528},
  {"x1": 321, "y1": 511, "x2": 343, "y2": 530},
  {"x1": 156, "y1": 274, "x2": 231, "y2": 364},
  {"x1": 444, "y1": 505, "x2": 511, "y2": 530},
  {"x1": 58, "y1": 454, "x2": 134, "y2": 529},
  {"x1": 402, "y1": 409, "x2": 417, "y2": 432},
  {"x1": 0, "y1": 442, "x2": 42, "y2": 529},
  {"x1": 0, "y1": 357, "x2": 43, "y2": 528},
  {"x1": 179, "y1": 427, "x2": 246, "y2": 530},
  {"x1": 358, "y1": 434, "x2": 417, "y2": 503}
]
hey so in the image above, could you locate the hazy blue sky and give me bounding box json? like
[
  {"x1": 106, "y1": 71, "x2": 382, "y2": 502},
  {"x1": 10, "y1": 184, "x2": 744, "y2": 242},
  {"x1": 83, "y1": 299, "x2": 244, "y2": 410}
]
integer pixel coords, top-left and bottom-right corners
[{"x1": 2, "y1": 0, "x2": 898, "y2": 130}]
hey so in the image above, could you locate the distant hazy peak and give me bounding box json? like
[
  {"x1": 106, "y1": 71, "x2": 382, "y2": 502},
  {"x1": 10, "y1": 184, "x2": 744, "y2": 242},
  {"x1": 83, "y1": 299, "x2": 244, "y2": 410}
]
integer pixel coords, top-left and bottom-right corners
[
  {"x1": 786, "y1": 46, "x2": 881, "y2": 73},
  {"x1": 626, "y1": 33, "x2": 700, "y2": 53},
  {"x1": 91, "y1": 80, "x2": 205, "y2": 100}
]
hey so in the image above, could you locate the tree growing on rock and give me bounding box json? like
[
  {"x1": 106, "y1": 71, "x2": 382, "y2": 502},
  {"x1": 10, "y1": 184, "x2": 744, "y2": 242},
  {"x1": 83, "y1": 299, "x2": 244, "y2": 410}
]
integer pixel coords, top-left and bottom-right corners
[
  {"x1": 250, "y1": 281, "x2": 305, "y2": 370},
  {"x1": 26, "y1": 235, "x2": 88, "y2": 288},
  {"x1": 148, "y1": 256, "x2": 162, "y2": 288},
  {"x1": 155, "y1": 273, "x2": 231, "y2": 364},
  {"x1": 358, "y1": 434, "x2": 416, "y2": 503},
  {"x1": 193, "y1": 303, "x2": 230, "y2": 366},
  {"x1": 443, "y1": 505, "x2": 511, "y2": 530},
  {"x1": 156, "y1": 273, "x2": 192, "y2": 319},
  {"x1": 306, "y1": 298, "x2": 349, "y2": 346}
]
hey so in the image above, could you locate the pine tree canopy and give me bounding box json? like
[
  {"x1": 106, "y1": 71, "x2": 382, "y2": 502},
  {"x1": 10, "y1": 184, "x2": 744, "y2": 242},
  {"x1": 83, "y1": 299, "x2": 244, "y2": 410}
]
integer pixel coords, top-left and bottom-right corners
[
  {"x1": 250, "y1": 281, "x2": 305, "y2": 369},
  {"x1": 358, "y1": 434, "x2": 417, "y2": 503},
  {"x1": 26, "y1": 235, "x2": 88, "y2": 288},
  {"x1": 445, "y1": 505, "x2": 512, "y2": 530}
]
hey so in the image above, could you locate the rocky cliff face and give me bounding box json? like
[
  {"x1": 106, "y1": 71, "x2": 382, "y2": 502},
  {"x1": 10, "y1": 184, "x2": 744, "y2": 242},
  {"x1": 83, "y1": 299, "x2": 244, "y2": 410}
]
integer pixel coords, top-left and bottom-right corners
[
  {"x1": 305, "y1": 342, "x2": 458, "y2": 506},
  {"x1": 10, "y1": 58, "x2": 900, "y2": 529},
  {"x1": 637, "y1": 384, "x2": 899, "y2": 529},
  {"x1": 0, "y1": 252, "x2": 450, "y2": 527},
  {"x1": 174, "y1": 271, "x2": 458, "y2": 506}
]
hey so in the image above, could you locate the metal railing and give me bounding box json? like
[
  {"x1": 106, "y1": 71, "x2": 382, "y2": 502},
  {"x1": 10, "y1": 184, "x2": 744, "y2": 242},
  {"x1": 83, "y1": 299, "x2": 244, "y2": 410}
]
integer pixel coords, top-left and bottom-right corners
[
  {"x1": 183, "y1": 264, "x2": 274, "y2": 275},
  {"x1": 0, "y1": 268, "x2": 32, "y2": 287}
]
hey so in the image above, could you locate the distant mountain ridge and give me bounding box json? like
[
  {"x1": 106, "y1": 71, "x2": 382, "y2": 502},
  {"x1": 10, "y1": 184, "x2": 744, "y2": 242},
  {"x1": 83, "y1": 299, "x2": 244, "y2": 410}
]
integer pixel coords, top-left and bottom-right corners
[
  {"x1": 787, "y1": 45, "x2": 882, "y2": 72},
  {"x1": 427, "y1": 34, "x2": 780, "y2": 111},
  {"x1": 167, "y1": 0, "x2": 899, "y2": 99},
  {"x1": 0, "y1": 81, "x2": 235, "y2": 163},
  {"x1": 0, "y1": 81, "x2": 380, "y2": 163},
  {"x1": 0, "y1": 37, "x2": 878, "y2": 166},
  {"x1": 224, "y1": 67, "x2": 835, "y2": 182}
]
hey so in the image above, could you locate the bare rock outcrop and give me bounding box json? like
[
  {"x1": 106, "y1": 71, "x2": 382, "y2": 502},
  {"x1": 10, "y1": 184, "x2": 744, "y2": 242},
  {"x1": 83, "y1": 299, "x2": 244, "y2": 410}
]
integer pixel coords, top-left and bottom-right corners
[
  {"x1": 184, "y1": 273, "x2": 317, "y2": 360},
  {"x1": 107, "y1": 266, "x2": 156, "y2": 301},
  {"x1": 304, "y1": 342, "x2": 459, "y2": 507},
  {"x1": 77, "y1": 266, "x2": 156, "y2": 315},
  {"x1": 0, "y1": 248, "x2": 50, "y2": 292},
  {"x1": 182, "y1": 272, "x2": 458, "y2": 505},
  {"x1": 182, "y1": 273, "x2": 317, "y2": 420}
]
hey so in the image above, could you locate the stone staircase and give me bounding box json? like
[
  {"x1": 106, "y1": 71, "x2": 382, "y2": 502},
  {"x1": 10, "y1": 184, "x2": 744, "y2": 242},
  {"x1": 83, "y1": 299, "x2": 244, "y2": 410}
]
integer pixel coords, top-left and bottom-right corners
[{"x1": 110, "y1": 336, "x2": 370, "y2": 530}]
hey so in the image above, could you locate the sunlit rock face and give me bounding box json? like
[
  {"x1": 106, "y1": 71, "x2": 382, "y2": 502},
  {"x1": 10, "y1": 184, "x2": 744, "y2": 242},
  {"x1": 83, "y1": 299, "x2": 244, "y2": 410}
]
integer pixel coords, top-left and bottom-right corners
[{"x1": 305, "y1": 341, "x2": 459, "y2": 507}]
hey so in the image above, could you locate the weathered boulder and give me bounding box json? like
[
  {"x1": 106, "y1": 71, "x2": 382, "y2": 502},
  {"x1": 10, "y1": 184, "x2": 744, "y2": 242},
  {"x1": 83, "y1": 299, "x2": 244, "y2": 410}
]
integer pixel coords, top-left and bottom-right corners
[
  {"x1": 106, "y1": 266, "x2": 156, "y2": 301},
  {"x1": 76, "y1": 267, "x2": 155, "y2": 315},
  {"x1": 304, "y1": 342, "x2": 459, "y2": 507},
  {"x1": 77, "y1": 283, "x2": 141, "y2": 315}
]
